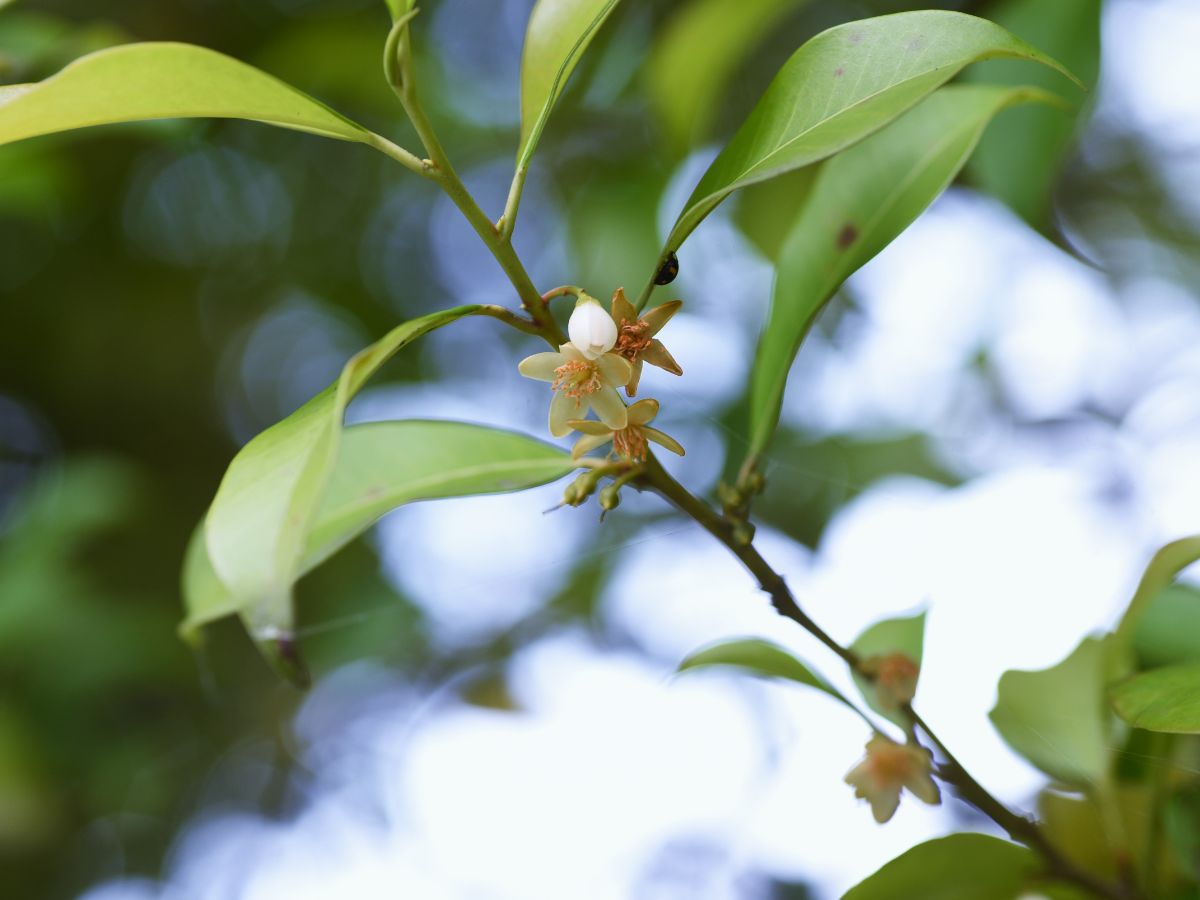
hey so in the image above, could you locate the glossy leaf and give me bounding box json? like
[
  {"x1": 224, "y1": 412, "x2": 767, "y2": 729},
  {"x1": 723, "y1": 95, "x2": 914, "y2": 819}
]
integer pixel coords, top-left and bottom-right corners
[
  {"x1": 842, "y1": 833, "x2": 1039, "y2": 899},
  {"x1": 184, "y1": 420, "x2": 573, "y2": 636},
  {"x1": 850, "y1": 611, "x2": 925, "y2": 727},
  {"x1": 990, "y1": 637, "x2": 1110, "y2": 787},
  {"x1": 677, "y1": 637, "x2": 856, "y2": 712},
  {"x1": 517, "y1": 0, "x2": 620, "y2": 171},
  {"x1": 1111, "y1": 663, "x2": 1200, "y2": 734},
  {"x1": 202, "y1": 306, "x2": 478, "y2": 676},
  {"x1": 0, "y1": 42, "x2": 373, "y2": 150},
  {"x1": 654, "y1": 11, "x2": 1077, "y2": 270},
  {"x1": 966, "y1": 0, "x2": 1101, "y2": 229},
  {"x1": 746, "y1": 85, "x2": 1059, "y2": 460},
  {"x1": 645, "y1": 0, "x2": 810, "y2": 152}
]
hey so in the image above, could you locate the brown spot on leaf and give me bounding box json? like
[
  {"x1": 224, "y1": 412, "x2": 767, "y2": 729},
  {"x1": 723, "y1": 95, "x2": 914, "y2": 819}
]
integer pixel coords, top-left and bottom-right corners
[
  {"x1": 907, "y1": 35, "x2": 927, "y2": 52},
  {"x1": 834, "y1": 66, "x2": 845, "y2": 78},
  {"x1": 848, "y1": 30, "x2": 863, "y2": 45},
  {"x1": 837, "y1": 224, "x2": 859, "y2": 249}
]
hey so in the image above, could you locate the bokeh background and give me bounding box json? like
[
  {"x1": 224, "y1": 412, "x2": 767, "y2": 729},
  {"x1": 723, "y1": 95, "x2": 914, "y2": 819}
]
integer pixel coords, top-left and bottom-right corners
[{"x1": 2, "y1": 0, "x2": 1198, "y2": 897}]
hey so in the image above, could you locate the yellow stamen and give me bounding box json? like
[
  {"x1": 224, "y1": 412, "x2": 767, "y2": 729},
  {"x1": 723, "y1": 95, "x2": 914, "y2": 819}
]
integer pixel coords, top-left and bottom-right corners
[
  {"x1": 612, "y1": 425, "x2": 648, "y2": 461},
  {"x1": 552, "y1": 359, "x2": 602, "y2": 399}
]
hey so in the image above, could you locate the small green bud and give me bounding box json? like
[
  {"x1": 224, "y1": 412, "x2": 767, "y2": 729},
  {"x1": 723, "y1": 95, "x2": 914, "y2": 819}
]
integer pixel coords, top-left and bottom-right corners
[
  {"x1": 562, "y1": 471, "x2": 598, "y2": 507},
  {"x1": 745, "y1": 471, "x2": 766, "y2": 495},
  {"x1": 731, "y1": 521, "x2": 756, "y2": 546},
  {"x1": 598, "y1": 483, "x2": 621, "y2": 511}
]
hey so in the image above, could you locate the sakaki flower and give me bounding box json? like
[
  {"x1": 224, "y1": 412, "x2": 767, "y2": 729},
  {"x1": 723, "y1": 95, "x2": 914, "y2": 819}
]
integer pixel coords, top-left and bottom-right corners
[
  {"x1": 568, "y1": 398, "x2": 684, "y2": 462},
  {"x1": 611, "y1": 287, "x2": 683, "y2": 396},
  {"x1": 844, "y1": 735, "x2": 940, "y2": 824},
  {"x1": 861, "y1": 652, "x2": 920, "y2": 710},
  {"x1": 568, "y1": 295, "x2": 618, "y2": 360},
  {"x1": 518, "y1": 342, "x2": 631, "y2": 437}
]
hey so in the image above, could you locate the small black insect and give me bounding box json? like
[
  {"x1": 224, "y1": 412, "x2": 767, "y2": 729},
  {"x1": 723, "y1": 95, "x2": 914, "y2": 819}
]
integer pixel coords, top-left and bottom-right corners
[{"x1": 654, "y1": 251, "x2": 679, "y2": 285}]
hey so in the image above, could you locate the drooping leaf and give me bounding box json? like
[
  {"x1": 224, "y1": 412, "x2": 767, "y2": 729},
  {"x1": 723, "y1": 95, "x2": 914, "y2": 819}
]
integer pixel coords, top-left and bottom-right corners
[
  {"x1": 965, "y1": 0, "x2": 1101, "y2": 230},
  {"x1": 745, "y1": 84, "x2": 1061, "y2": 460},
  {"x1": 202, "y1": 306, "x2": 478, "y2": 680},
  {"x1": 184, "y1": 420, "x2": 574, "y2": 637},
  {"x1": 850, "y1": 611, "x2": 925, "y2": 727},
  {"x1": 650, "y1": 10, "x2": 1077, "y2": 284},
  {"x1": 1111, "y1": 535, "x2": 1200, "y2": 679},
  {"x1": 645, "y1": 0, "x2": 810, "y2": 152},
  {"x1": 300, "y1": 420, "x2": 575, "y2": 571},
  {"x1": 990, "y1": 636, "x2": 1111, "y2": 787},
  {"x1": 842, "y1": 833, "x2": 1039, "y2": 900},
  {"x1": 677, "y1": 637, "x2": 858, "y2": 713},
  {"x1": 517, "y1": 0, "x2": 620, "y2": 172},
  {"x1": 1111, "y1": 663, "x2": 1200, "y2": 735},
  {"x1": 0, "y1": 42, "x2": 375, "y2": 150}
]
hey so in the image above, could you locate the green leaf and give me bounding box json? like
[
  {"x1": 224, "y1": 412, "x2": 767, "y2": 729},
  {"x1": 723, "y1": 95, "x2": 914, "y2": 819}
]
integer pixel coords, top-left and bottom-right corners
[
  {"x1": 1111, "y1": 663, "x2": 1200, "y2": 734},
  {"x1": 645, "y1": 0, "x2": 810, "y2": 153},
  {"x1": 300, "y1": 420, "x2": 575, "y2": 572},
  {"x1": 850, "y1": 611, "x2": 925, "y2": 727},
  {"x1": 654, "y1": 11, "x2": 1077, "y2": 271},
  {"x1": 0, "y1": 42, "x2": 374, "y2": 150},
  {"x1": 990, "y1": 636, "x2": 1111, "y2": 787},
  {"x1": 965, "y1": 0, "x2": 1101, "y2": 230},
  {"x1": 201, "y1": 306, "x2": 478, "y2": 681},
  {"x1": 1111, "y1": 535, "x2": 1200, "y2": 678},
  {"x1": 746, "y1": 84, "x2": 1060, "y2": 460},
  {"x1": 841, "y1": 833, "x2": 1038, "y2": 899},
  {"x1": 383, "y1": 0, "x2": 413, "y2": 22},
  {"x1": 1133, "y1": 584, "x2": 1200, "y2": 669},
  {"x1": 677, "y1": 637, "x2": 857, "y2": 712},
  {"x1": 184, "y1": 420, "x2": 573, "y2": 639},
  {"x1": 517, "y1": 0, "x2": 620, "y2": 172}
]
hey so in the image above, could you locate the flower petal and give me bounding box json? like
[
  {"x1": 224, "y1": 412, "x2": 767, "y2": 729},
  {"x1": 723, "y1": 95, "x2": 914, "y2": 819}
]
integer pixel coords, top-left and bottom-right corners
[
  {"x1": 869, "y1": 788, "x2": 902, "y2": 824},
  {"x1": 567, "y1": 419, "x2": 613, "y2": 436},
  {"x1": 611, "y1": 287, "x2": 638, "y2": 325},
  {"x1": 904, "y1": 769, "x2": 941, "y2": 806},
  {"x1": 518, "y1": 351, "x2": 565, "y2": 382},
  {"x1": 641, "y1": 339, "x2": 682, "y2": 376},
  {"x1": 625, "y1": 358, "x2": 644, "y2": 397},
  {"x1": 571, "y1": 432, "x2": 613, "y2": 460},
  {"x1": 558, "y1": 343, "x2": 587, "y2": 362},
  {"x1": 641, "y1": 299, "x2": 681, "y2": 336},
  {"x1": 590, "y1": 385, "x2": 628, "y2": 431},
  {"x1": 549, "y1": 391, "x2": 582, "y2": 437},
  {"x1": 596, "y1": 352, "x2": 632, "y2": 387},
  {"x1": 627, "y1": 398, "x2": 659, "y2": 426},
  {"x1": 645, "y1": 426, "x2": 685, "y2": 456}
]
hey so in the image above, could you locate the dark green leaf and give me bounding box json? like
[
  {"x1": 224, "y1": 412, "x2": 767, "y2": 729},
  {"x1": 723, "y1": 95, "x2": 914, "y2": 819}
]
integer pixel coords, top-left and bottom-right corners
[
  {"x1": 990, "y1": 636, "x2": 1111, "y2": 786},
  {"x1": 1133, "y1": 584, "x2": 1200, "y2": 669},
  {"x1": 842, "y1": 833, "x2": 1038, "y2": 899},
  {"x1": 1111, "y1": 663, "x2": 1200, "y2": 734},
  {"x1": 746, "y1": 84, "x2": 1061, "y2": 460},
  {"x1": 966, "y1": 0, "x2": 1101, "y2": 229},
  {"x1": 655, "y1": 11, "x2": 1077, "y2": 270}
]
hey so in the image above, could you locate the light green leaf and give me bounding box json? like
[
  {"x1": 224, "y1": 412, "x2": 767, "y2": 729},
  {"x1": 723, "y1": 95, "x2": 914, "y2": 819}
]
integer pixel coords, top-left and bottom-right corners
[
  {"x1": 0, "y1": 42, "x2": 374, "y2": 150},
  {"x1": 645, "y1": 0, "x2": 810, "y2": 152},
  {"x1": 677, "y1": 637, "x2": 858, "y2": 713},
  {"x1": 517, "y1": 0, "x2": 620, "y2": 171},
  {"x1": 1133, "y1": 584, "x2": 1200, "y2": 669},
  {"x1": 990, "y1": 637, "x2": 1111, "y2": 787},
  {"x1": 651, "y1": 10, "x2": 1077, "y2": 281},
  {"x1": 184, "y1": 420, "x2": 574, "y2": 639},
  {"x1": 1111, "y1": 663, "x2": 1200, "y2": 734},
  {"x1": 746, "y1": 84, "x2": 1060, "y2": 460},
  {"x1": 1111, "y1": 535, "x2": 1200, "y2": 678},
  {"x1": 966, "y1": 0, "x2": 1101, "y2": 229},
  {"x1": 202, "y1": 306, "x2": 478, "y2": 680},
  {"x1": 841, "y1": 833, "x2": 1038, "y2": 900},
  {"x1": 850, "y1": 611, "x2": 925, "y2": 727},
  {"x1": 301, "y1": 420, "x2": 575, "y2": 572}
]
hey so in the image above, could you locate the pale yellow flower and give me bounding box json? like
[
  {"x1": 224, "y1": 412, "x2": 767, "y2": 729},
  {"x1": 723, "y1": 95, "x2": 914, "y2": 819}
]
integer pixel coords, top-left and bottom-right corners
[
  {"x1": 860, "y1": 652, "x2": 920, "y2": 710},
  {"x1": 611, "y1": 288, "x2": 683, "y2": 397},
  {"x1": 518, "y1": 342, "x2": 631, "y2": 437},
  {"x1": 844, "y1": 735, "x2": 940, "y2": 824},
  {"x1": 568, "y1": 398, "x2": 684, "y2": 462}
]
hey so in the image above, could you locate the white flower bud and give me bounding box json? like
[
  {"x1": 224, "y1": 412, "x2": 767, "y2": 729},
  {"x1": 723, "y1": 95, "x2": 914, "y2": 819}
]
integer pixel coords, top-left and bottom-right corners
[{"x1": 568, "y1": 296, "x2": 617, "y2": 360}]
